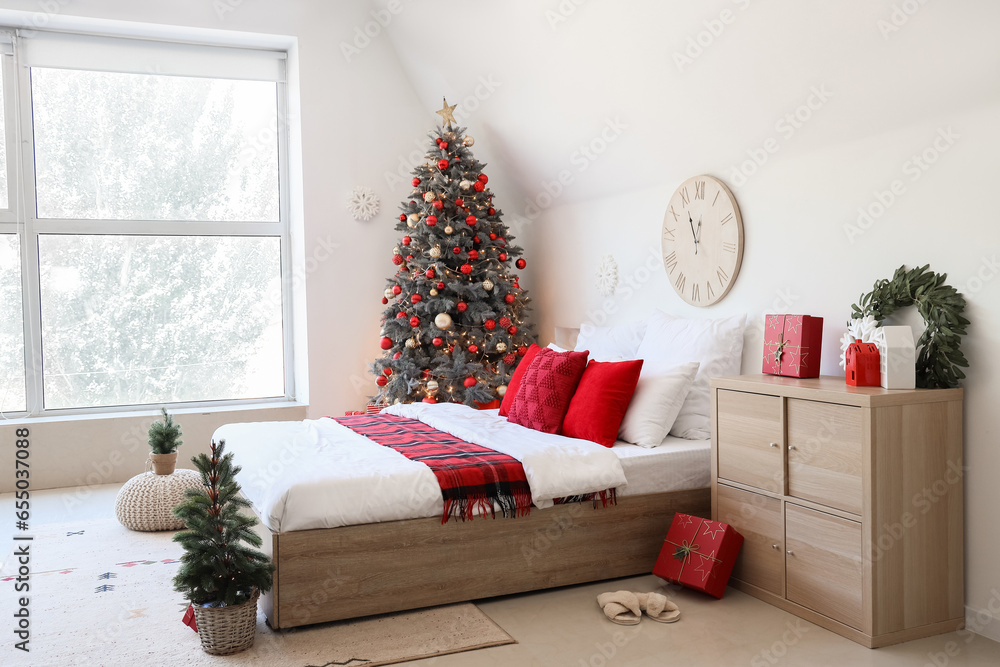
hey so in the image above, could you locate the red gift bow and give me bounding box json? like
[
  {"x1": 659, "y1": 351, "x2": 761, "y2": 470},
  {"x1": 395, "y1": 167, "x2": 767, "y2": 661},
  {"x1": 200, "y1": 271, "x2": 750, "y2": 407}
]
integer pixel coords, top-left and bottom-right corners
[{"x1": 666, "y1": 520, "x2": 722, "y2": 580}]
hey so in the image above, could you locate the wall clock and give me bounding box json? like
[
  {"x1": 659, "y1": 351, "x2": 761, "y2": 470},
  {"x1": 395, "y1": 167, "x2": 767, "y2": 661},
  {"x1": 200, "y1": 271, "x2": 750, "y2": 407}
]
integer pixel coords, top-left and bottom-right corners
[{"x1": 661, "y1": 175, "x2": 744, "y2": 307}]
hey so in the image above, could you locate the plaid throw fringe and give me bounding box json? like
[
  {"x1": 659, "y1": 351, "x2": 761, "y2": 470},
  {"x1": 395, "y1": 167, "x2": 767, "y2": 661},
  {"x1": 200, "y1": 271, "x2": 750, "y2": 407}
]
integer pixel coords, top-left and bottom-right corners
[{"x1": 335, "y1": 414, "x2": 533, "y2": 523}]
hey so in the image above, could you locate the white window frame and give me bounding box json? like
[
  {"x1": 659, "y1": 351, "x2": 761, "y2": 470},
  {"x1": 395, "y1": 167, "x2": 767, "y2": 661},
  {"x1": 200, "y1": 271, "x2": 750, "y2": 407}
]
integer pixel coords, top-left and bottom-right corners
[{"x1": 2, "y1": 28, "x2": 300, "y2": 418}]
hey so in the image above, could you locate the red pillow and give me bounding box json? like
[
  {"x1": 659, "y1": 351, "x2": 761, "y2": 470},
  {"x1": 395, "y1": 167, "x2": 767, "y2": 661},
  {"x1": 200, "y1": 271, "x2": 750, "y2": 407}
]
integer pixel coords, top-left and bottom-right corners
[
  {"x1": 507, "y1": 348, "x2": 589, "y2": 434},
  {"x1": 562, "y1": 359, "x2": 644, "y2": 447},
  {"x1": 499, "y1": 343, "x2": 542, "y2": 416}
]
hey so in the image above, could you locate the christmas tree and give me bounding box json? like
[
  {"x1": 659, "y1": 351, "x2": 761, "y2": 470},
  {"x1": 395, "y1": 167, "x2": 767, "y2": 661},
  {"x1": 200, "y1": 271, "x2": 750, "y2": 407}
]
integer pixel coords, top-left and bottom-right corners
[
  {"x1": 172, "y1": 439, "x2": 273, "y2": 607},
  {"x1": 373, "y1": 99, "x2": 535, "y2": 406}
]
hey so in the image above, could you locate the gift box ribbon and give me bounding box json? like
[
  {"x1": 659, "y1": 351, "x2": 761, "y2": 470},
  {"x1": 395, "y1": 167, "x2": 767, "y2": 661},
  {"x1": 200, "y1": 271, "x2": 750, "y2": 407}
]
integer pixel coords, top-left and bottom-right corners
[{"x1": 667, "y1": 520, "x2": 722, "y2": 581}]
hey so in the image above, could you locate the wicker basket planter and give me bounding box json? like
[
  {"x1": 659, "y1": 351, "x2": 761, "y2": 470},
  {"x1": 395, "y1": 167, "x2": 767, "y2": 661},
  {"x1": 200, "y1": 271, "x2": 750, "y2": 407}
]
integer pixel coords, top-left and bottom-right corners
[{"x1": 193, "y1": 589, "x2": 260, "y2": 655}]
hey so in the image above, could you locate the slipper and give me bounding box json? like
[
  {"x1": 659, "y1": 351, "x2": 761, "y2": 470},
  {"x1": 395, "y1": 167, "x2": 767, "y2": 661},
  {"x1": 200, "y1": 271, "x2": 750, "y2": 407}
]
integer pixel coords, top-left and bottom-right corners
[
  {"x1": 596, "y1": 590, "x2": 642, "y2": 625},
  {"x1": 635, "y1": 592, "x2": 680, "y2": 623}
]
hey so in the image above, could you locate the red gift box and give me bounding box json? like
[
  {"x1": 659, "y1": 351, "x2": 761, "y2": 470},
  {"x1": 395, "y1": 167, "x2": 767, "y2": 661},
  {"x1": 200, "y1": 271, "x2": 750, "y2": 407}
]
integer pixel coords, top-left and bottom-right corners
[
  {"x1": 652, "y1": 513, "x2": 744, "y2": 599},
  {"x1": 762, "y1": 314, "x2": 823, "y2": 378},
  {"x1": 366, "y1": 403, "x2": 387, "y2": 415}
]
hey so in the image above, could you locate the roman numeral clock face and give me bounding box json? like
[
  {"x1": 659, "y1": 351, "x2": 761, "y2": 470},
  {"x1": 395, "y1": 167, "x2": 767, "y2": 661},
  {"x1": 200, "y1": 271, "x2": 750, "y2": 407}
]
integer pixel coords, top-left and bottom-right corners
[{"x1": 662, "y1": 175, "x2": 744, "y2": 307}]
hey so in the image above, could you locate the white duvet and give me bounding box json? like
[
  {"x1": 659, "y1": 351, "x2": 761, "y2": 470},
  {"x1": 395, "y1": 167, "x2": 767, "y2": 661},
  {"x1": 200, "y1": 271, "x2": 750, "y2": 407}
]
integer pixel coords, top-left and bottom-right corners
[{"x1": 218, "y1": 403, "x2": 627, "y2": 532}]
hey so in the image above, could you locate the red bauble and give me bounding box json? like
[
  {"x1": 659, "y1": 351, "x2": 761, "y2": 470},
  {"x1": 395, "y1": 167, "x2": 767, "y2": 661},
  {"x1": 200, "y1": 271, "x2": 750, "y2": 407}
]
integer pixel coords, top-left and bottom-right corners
[
  {"x1": 488, "y1": 207, "x2": 496, "y2": 216},
  {"x1": 379, "y1": 336, "x2": 393, "y2": 350},
  {"x1": 411, "y1": 294, "x2": 422, "y2": 304},
  {"x1": 504, "y1": 353, "x2": 516, "y2": 365},
  {"x1": 393, "y1": 285, "x2": 402, "y2": 295},
  {"x1": 381, "y1": 297, "x2": 388, "y2": 304},
  {"x1": 499, "y1": 317, "x2": 511, "y2": 328},
  {"x1": 393, "y1": 352, "x2": 402, "y2": 359},
  {"x1": 455, "y1": 198, "x2": 464, "y2": 207},
  {"x1": 433, "y1": 200, "x2": 443, "y2": 211},
  {"x1": 383, "y1": 367, "x2": 392, "y2": 376},
  {"x1": 392, "y1": 254, "x2": 404, "y2": 265},
  {"x1": 504, "y1": 294, "x2": 515, "y2": 304},
  {"x1": 457, "y1": 301, "x2": 468, "y2": 312},
  {"x1": 402, "y1": 236, "x2": 411, "y2": 245},
  {"x1": 516, "y1": 258, "x2": 527, "y2": 269},
  {"x1": 437, "y1": 282, "x2": 445, "y2": 289},
  {"x1": 517, "y1": 346, "x2": 528, "y2": 357},
  {"x1": 422, "y1": 368, "x2": 431, "y2": 378},
  {"x1": 499, "y1": 253, "x2": 507, "y2": 261},
  {"x1": 484, "y1": 319, "x2": 496, "y2": 330},
  {"x1": 464, "y1": 377, "x2": 477, "y2": 388},
  {"x1": 478, "y1": 174, "x2": 489, "y2": 183},
  {"x1": 425, "y1": 268, "x2": 435, "y2": 279},
  {"x1": 412, "y1": 177, "x2": 421, "y2": 186},
  {"x1": 432, "y1": 337, "x2": 443, "y2": 347},
  {"x1": 396, "y1": 312, "x2": 406, "y2": 319},
  {"x1": 437, "y1": 159, "x2": 449, "y2": 170},
  {"x1": 468, "y1": 249, "x2": 479, "y2": 260},
  {"x1": 426, "y1": 215, "x2": 437, "y2": 226},
  {"x1": 508, "y1": 326, "x2": 517, "y2": 335},
  {"x1": 468, "y1": 345, "x2": 479, "y2": 354},
  {"x1": 435, "y1": 137, "x2": 442, "y2": 145},
  {"x1": 422, "y1": 396, "x2": 437, "y2": 404},
  {"x1": 473, "y1": 181, "x2": 485, "y2": 192},
  {"x1": 409, "y1": 316, "x2": 420, "y2": 327},
  {"x1": 406, "y1": 255, "x2": 414, "y2": 260},
  {"x1": 465, "y1": 215, "x2": 477, "y2": 226},
  {"x1": 513, "y1": 281, "x2": 520, "y2": 289},
  {"x1": 460, "y1": 264, "x2": 472, "y2": 274},
  {"x1": 376, "y1": 375, "x2": 388, "y2": 387},
  {"x1": 399, "y1": 214, "x2": 406, "y2": 222},
  {"x1": 453, "y1": 246, "x2": 462, "y2": 254},
  {"x1": 440, "y1": 142, "x2": 448, "y2": 150},
  {"x1": 489, "y1": 233, "x2": 497, "y2": 240},
  {"x1": 473, "y1": 236, "x2": 481, "y2": 244}
]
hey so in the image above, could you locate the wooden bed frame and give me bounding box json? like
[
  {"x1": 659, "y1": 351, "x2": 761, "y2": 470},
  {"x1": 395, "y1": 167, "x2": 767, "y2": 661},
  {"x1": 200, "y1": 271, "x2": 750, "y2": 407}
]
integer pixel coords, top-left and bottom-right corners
[{"x1": 254, "y1": 487, "x2": 710, "y2": 629}]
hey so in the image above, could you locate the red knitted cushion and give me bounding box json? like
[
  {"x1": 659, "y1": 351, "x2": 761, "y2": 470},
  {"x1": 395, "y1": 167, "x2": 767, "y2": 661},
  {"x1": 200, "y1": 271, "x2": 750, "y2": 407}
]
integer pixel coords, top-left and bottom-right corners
[
  {"x1": 506, "y1": 347, "x2": 589, "y2": 434},
  {"x1": 561, "y1": 359, "x2": 643, "y2": 447},
  {"x1": 498, "y1": 343, "x2": 542, "y2": 416}
]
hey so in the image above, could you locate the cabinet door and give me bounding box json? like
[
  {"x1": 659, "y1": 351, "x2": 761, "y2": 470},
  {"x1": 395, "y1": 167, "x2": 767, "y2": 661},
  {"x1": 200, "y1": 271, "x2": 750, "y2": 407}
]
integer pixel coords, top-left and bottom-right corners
[
  {"x1": 786, "y1": 400, "x2": 863, "y2": 515},
  {"x1": 716, "y1": 484, "x2": 783, "y2": 596},
  {"x1": 785, "y1": 503, "x2": 864, "y2": 630},
  {"x1": 717, "y1": 390, "x2": 783, "y2": 493}
]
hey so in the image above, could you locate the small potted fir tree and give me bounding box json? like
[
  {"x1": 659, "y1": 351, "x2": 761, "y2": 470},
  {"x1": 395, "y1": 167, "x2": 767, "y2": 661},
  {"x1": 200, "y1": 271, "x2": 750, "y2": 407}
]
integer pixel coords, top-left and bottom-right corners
[
  {"x1": 148, "y1": 407, "x2": 182, "y2": 475},
  {"x1": 172, "y1": 439, "x2": 273, "y2": 655}
]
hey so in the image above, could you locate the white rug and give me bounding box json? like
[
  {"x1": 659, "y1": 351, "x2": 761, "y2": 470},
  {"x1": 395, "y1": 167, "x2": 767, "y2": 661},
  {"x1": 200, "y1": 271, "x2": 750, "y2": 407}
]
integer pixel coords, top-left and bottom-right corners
[{"x1": 0, "y1": 519, "x2": 514, "y2": 666}]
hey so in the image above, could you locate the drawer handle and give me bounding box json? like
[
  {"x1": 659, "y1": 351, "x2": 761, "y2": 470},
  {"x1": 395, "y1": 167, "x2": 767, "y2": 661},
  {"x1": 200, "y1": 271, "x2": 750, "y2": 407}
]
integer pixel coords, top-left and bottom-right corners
[
  {"x1": 786, "y1": 550, "x2": 794, "y2": 555},
  {"x1": 771, "y1": 544, "x2": 780, "y2": 550},
  {"x1": 769, "y1": 442, "x2": 778, "y2": 448},
  {"x1": 787, "y1": 445, "x2": 797, "y2": 451}
]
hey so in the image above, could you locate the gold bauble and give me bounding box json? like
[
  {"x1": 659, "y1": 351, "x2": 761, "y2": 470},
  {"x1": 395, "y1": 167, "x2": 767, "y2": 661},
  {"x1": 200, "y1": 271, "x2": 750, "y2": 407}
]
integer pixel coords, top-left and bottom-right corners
[
  {"x1": 427, "y1": 380, "x2": 439, "y2": 392},
  {"x1": 429, "y1": 289, "x2": 438, "y2": 296},
  {"x1": 482, "y1": 279, "x2": 494, "y2": 291},
  {"x1": 463, "y1": 135, "x2": 475, "y2": 147},
  {"x1": 405, "y1": 337, "x2": 417, "y2": 348},
  {"x1": 496, "y1": 342, "x2": 507, "y2": 353},
  {"x1": 497, "y1": 384, "x2": 507, "y2": 397},
  {"x1": 384, "y1": 288, "x2": 394, "y2": 299},
  {"x1": 459, "y1": 180, "x2": 473, "y2": 191},
  {"x1": 444, "y1": 226, "x2": 454, "y2": 235},
  {"x1": 423, "y1": 191, "x2": 436, "y2": 202},
  {"x1": 408, "y1": 213, "x2": 420, "y2": 222},
  {"x1": 435, "y1": 312, "x2": 453, "y2": 330},
  {"x1": 429, "y1": 245, "x2": 442, "y2": 258}
]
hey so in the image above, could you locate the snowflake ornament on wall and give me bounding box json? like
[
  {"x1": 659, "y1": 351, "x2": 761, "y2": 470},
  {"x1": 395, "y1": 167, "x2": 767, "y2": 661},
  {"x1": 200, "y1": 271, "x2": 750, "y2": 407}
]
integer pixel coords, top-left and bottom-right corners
[
  {"x1": 347, "y1": 186, "x2": 380, "y2": 221},
  {"x1": 595, "y1": 254, "x2": 619, "y2": 296},
  {"x1": 839, "y1": 315, "x2": 885, "y2": 370}
]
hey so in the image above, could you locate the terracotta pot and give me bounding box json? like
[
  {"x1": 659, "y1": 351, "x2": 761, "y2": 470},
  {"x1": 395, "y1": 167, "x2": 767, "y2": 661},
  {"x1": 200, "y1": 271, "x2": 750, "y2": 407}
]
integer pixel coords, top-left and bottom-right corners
[{"x1": 149, "y1": 452, "x2": 178, "y2": 475}]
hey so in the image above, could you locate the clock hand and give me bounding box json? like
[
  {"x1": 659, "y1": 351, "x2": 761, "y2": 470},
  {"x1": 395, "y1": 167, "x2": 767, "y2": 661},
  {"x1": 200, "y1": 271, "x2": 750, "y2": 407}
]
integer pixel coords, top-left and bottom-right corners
[
  {"x1": 688, "y1": 213, "x2": 699, "y2": 255},
  {"x1": 696, "y1": 218, "x2": 702, "y2": 244}
]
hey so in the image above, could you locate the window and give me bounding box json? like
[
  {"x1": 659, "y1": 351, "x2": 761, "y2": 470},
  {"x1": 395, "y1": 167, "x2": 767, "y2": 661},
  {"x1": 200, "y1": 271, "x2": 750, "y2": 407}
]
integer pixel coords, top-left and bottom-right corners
[{"x1": 1, "y1": 30, "x2": 293, "y2": 415}]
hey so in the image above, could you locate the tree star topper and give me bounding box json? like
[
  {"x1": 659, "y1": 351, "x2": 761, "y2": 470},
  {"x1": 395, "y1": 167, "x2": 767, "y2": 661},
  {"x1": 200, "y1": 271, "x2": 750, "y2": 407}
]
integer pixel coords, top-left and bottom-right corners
[{"x1": 436, "y1": 97, "x2": 457, "y2": 126}]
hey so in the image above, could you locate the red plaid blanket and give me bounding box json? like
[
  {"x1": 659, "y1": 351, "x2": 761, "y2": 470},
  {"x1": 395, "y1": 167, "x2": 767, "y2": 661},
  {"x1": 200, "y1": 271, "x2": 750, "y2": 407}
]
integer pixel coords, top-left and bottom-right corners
[{"x1": 334, "y1": 414, "x2": 532, "y2": 523}]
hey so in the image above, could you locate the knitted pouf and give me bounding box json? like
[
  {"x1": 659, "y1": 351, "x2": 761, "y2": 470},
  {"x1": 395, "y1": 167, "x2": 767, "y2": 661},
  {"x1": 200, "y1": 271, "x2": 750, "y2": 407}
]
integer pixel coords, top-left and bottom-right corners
[{"x1": 115, "y1": 469, "x2": 203, "y2": 531}]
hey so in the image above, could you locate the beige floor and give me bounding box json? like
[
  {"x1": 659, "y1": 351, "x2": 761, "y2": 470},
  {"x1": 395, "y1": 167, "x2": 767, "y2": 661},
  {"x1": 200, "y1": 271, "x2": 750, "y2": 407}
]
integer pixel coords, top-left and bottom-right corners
[{"x1": 3, "y1": 484, "x2": 1000, "y2": 667}]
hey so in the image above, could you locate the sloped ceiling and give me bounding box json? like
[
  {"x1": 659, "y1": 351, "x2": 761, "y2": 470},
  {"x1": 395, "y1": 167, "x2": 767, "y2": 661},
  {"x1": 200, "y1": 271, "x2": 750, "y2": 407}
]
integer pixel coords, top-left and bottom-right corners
[{"x1": 381, "y1": 0, "x2": 1000, "y2": 204}]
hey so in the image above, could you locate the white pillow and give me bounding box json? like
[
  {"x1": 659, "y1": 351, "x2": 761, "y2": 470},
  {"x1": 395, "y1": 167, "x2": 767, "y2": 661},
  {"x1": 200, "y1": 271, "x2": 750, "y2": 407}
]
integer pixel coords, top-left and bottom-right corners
[
  {"x1": 546, "y1": 342, "x2": 569, "y2": 353},
  {"x1": 574, "y1": 320, "x2": 647, "y2": 362},
  {"x1": 618, "y1": 362, "x2": 700, "y2": 447},
  {"x1": 635, "y1": 311, "x2": 746, "y2": 440}
]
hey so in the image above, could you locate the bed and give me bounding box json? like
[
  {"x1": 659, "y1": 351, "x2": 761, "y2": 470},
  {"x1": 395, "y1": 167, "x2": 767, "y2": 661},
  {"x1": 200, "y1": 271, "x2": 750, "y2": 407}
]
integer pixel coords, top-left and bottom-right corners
[{"x1": 219, "y1": 311, "x2": 744, "y2": 629}]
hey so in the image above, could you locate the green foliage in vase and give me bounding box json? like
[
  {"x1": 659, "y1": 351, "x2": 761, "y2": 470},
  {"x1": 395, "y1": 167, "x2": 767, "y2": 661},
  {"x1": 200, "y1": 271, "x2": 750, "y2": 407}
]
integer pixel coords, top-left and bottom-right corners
[{"x1": 148, "y1": 407, "x2": 183, "y2": 454}]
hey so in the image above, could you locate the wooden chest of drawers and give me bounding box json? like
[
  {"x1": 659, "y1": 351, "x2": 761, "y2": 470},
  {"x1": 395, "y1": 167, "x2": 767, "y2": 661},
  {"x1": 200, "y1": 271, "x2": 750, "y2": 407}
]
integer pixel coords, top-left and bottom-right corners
[{"x1": 710, "y1": 375, "x2": 964, "y2": 648}]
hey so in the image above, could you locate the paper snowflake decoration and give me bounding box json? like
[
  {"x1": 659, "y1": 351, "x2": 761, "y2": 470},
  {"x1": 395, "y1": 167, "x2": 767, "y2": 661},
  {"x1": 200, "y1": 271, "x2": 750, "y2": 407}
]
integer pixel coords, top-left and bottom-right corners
[
  {"x1": 839, "y1": 315, "x2": 885, "y2": 370},
  {"x1": 347, "y1": 186, "x2": 380, "y2": 221},
  {"x1": 595, "y1": 254, "x2": 619, "y2": 296}
]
